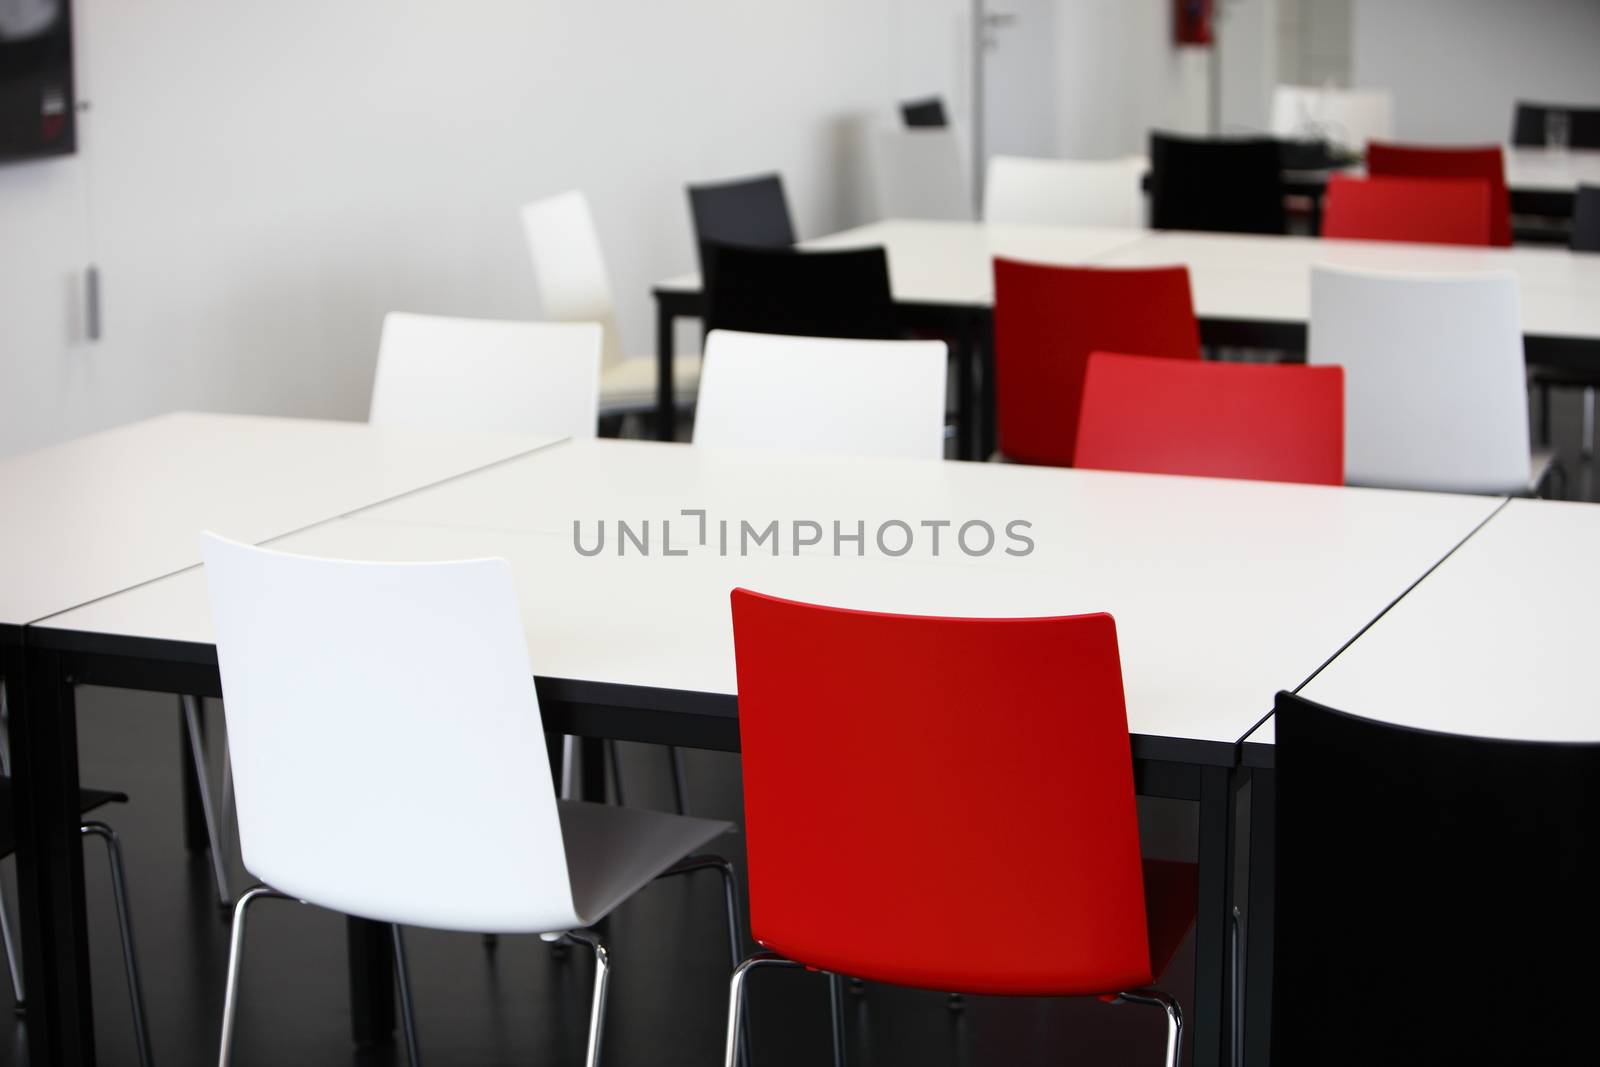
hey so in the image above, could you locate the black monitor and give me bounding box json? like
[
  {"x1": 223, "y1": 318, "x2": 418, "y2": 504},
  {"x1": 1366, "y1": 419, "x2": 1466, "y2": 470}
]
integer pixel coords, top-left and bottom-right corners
[{"x1": 0, "y1": 0, "x2": 75, "y2": 164}]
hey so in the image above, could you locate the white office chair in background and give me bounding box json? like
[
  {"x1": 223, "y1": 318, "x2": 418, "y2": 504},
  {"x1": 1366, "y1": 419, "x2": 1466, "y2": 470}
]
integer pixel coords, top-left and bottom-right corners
[
  {"x1": 1270, "y1": 85, "x2": 1394, "y2": 155},
  {"x1": 522, "y1": 190, "x2": 702, "y2": 415},
  {"x1": 202, "y1": 534, "x2": 739, "y2": 1067},
  {"x1": 982, "y1": 155, "x2": 1146, "y2": 228},
  {"x1": 693, "y1": 331, "x2": 948, "y2": 461},
  {"x1": 1309, "y1": 264, "x2": 1551, "y2": 496},
  {"x1": 870, "y1": 126, "x2": 973, "y2": 221},
  {"x1": 370, "y1": 312, "x2": 601, "y2": 438}
]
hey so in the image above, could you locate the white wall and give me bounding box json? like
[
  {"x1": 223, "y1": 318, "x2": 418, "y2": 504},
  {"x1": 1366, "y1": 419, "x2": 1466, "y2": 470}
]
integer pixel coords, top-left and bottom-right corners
[
  {"x1": 1052, "y1": 0, "x2": 1210, "y2": 159},
  {"x1": 0, "y1": 0, "x2": 969, "y2": 456},
  {"x1": 1352, "y1": 0, "x2": 1600, "y2": 143}
]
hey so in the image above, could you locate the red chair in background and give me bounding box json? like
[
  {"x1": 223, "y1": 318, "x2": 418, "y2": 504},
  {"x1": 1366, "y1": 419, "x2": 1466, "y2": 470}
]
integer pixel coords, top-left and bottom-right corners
[
  {"x1": 993, "y1": 259, "x2": 1201, "y2": 467},
  {"x1": 1321, "y1": 174, "x2": 1492, "y2": 246},
  {"x1": 727, "y1": 589, "x2": 1193, "y2": 1067},
  {"x1": 1365, "y1": 142, "x2": 1511, "y2": 246},
  {"x1": 1076, "y1": 353, "x2": 1344, "y2": 486}
]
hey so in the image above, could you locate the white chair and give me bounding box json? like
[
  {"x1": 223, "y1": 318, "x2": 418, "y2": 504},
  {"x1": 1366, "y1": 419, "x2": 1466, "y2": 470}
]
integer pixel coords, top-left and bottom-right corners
[
  {"x1": 370, "y1": 312, "x2": 601, "y2": 439},
  {"x1": 201, "y1": 533, "x2": 739, "y2": 1067},
  {"x1": 521, "y1": 190, "x2": 701, "y2": 413},
  {"x1": 692, "y1": 331, "x2": 947, "y2": 461},
  {"x1": 1270, "y1": 85, "x2": 1394, "y2": 155},
  {"x1": 982, "y1": 155, "x2": 1146, "y2": 228},
  {"x1": 1309, "y1": 265, "x2": 1549, "y2": 495},
  {"x1": 871, "y1": 127, "x2": 973, "y2": 221}
]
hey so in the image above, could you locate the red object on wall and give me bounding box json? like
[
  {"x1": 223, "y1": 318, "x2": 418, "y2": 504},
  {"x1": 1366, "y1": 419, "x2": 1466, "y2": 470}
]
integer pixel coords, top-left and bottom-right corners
[
  {"x1": 1175, "y1": 0, "x2": 1214, "y2": 45},
  {"x1": 729, "y1": 588, "x2": 1197, "y2": 996}
]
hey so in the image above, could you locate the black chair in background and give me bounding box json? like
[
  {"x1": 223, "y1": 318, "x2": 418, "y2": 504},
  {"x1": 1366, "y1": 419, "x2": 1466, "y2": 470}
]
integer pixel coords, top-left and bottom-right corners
[
  {"x1": 687, "y1": 173, "x2": 796, "y2": 274},
  {"x1": 1149, "y1": 132, "x2": 1287, "y2": 235},
  {"x1": 1531, "y1": 185, "x2": 1600, "y2": 459},
  {"x1": 1512, "y1": 101, "x2": 1600, "y2": 149},
  {"x1": 901, "y1": 96, "x2": 948, "y2": 128},
  {"x1": 1268, "y1": 691, "x2": 1600, "y2": 1066},
  {"x1": 703, "y1": 243, "x2": 898, "y2": 340},
  {"x1": 1574, "y1": 184, "x2": 1600, "y2": 251}
]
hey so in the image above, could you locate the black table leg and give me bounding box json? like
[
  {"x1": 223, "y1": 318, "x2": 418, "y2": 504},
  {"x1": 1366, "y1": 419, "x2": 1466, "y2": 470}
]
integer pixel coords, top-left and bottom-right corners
[
  {"x1": 977, "y1": 314, "x2": 997, "y2": 461},
  {"x1": 347, "y1": 916, "x2": 396, "y2": 1046},
  {"x1": 1192, "y1": 764, "x2": 1239, "y2": 1067},
  {"x1": 955, "y1": 315, "x2": 976, "y2": 460},
  {"x1": 1242, "y1": 768, "x2": 1275, "y2": 1067},
  {"x1": 180, "y1": 697, "x2": 209, "y2": 852},
  {"x1": 580, "y1": 737, "x2": 607, "y2": 803},
  {"x1": 12, "y1": 641, "x2": 98, "y2": 1066},
  {"x1": 656, "y1": 297, "x2": 677, "y2": 442}
]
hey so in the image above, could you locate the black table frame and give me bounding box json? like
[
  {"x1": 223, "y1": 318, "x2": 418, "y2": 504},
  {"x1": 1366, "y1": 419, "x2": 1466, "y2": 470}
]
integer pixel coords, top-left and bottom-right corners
[{"x1": 9, "y1": 621, "x2": 1252, "y2": 1067}]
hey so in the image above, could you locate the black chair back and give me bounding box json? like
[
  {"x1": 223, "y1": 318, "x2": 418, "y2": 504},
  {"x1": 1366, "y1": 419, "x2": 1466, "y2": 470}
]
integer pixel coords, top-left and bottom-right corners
[
  {"x1": 688, "y1": 173, "x2": 796, "y2": 274},
  {"x1": 901, "y1": 96, "x2": 948, "y2": 128},
  {"x1": 1512, "y1": 101, "x2": 1600, "y2": 149},
  {"x1": 1149, "y1": 132, "x2": 1287, "y2": 235},
  {"x1": 703, "y1": 244, "x2": 897, "y2": 340},
  {"x1": 1272, "y1": 691, "x2": 1600, "y2": 1065},
  {"x1": 1573, "y1": 185, "x2": 1600, "y2": 252}
]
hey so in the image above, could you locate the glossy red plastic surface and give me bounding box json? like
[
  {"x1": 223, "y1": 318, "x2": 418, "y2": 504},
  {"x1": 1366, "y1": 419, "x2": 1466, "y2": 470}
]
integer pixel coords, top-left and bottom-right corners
[
  {"x1": 1321, "y1": 174, "x2": 1492, "y2": 246},
  {"x1": 1365, "y1": 142, "x2": 1511, "y2": 246},
  {"x1": 729, "y1": 589, "x2": 1188, "y2": 996},
  {"x1": 1076, "y1": 352, "x2": 1344, "y2": 486},
  {"x1": 993, "y1": 259, "x2": 1201, "y2": 467}
]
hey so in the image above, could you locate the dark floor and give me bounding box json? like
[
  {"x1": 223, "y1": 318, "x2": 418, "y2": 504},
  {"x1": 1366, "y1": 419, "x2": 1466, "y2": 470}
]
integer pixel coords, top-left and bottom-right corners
[{"x1": 5, "y1": 389, "x2": 1596, "y2": 1067}]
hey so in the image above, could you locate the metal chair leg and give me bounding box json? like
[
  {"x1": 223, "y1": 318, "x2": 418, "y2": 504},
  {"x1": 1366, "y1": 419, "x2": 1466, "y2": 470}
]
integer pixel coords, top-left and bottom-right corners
[
  {"x1": 563, "y1": 930, "x2": 610, "y2": 1067},
  {"x1": 724, "y1": 953, "x2": 804, "y2": 1067},
  {"x1": 0, "y1": 875, "x2": 23, "y2": 1009},
  {"x1": 392, "y1": 925, "x2": 422, "y2": 1067},
  {"x1": 1584, "y1": 386, "x2": 1597, "y2": 459},
  {"x1": 669, "y1": 746, "x2": 690, "y2": 814},
  {"x1": 604, "y1": 739, "x2": 626, "y2": 807},
  {"x1": 81, "y1": 822, "x2": 153, "y2": 1067},
  {"x1": 829, "y1": 973, "x2": 847, "y2": 1067},
  {"x1": 216, "y1": 885, "x2": 289, "y2": 1067},
  {"x1": 0, "y1": 676, "x2": 11, "y2": 776},
  {"x1": 1112, "y1": 988, "x2": 1185, "y2": 1067},
  {"x1": 183, "y1": 695, "x2": 234, "y2": 907}
]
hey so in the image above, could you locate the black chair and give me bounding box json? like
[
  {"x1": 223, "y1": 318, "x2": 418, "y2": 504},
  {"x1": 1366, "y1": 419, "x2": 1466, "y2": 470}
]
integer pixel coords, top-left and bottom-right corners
[
  {"x1": 703, "y1": 243, "x2": 898, "y2": 340},
  {"x1": 1512, "y1": 101, "x2": 1600, "y2": 149},
  {"x1": 687, "y1": 173, "x2": 796, "y2": 275},
  {"x1": 1270, "y1": 691, "x2": 1600, "y2": 1066},
  {"x1": 1529, "y1": 186, "x2": 1600, "y2": 457},
  {"x1": 1574, "y1": 184, "x2": 1600, "y2": 251},
  {"x1": 0, "y1": 778, "x2": 152, "y2": 1066},
  {"x1": 1148, "y1": 132, "x2": 1287, "y2": 235},
  {"x1": 900, "y1": 96, "x2": 948, "y2": 128}
]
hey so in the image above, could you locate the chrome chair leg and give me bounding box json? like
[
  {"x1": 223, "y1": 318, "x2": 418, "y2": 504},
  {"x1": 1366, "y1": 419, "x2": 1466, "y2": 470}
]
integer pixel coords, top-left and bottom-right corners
[
  {"x1": 183, "y1": 695, "x2": 233, "y2": 907},
  {"x1": 81, "y1": 822, "x2": 153, "y2": 1067},
  {"x1": 560, "y1": 735, "x2": 577, "y2": 799},
  {"x1": 216, "y1": 884, "x2": 289, "y2": 1067},
  {"x1": 724, "y1": 953, "x2": 804, "y2": 1067},
  {"x1": 0, "y1": 875, "x2": 23, "y2": 1009},
  {"x1": 669, "y1": 746, "x2": 689, "y2": 814},
  {"x1": 1111, "y1": 988, "x2": 1184, "y2": 1067},
  {"x1": 604, "y1": 740, "x2": 626, "y2": 807},
  {"x1": 0, "y1": 677, "x2": 11, "y2": 776},
  {"x1": 1585, "y1": 386, "x2": 1597, "y2": 460},
  {"x1": 830, "y1": 973, "x2": 847, "y2": 1067},
  {"x1": 562, "y1": 929, "x2": 610, "y2": 1067},
  {"x1": 392, "y1": 924, "x2": 422, "y2": 1067}
]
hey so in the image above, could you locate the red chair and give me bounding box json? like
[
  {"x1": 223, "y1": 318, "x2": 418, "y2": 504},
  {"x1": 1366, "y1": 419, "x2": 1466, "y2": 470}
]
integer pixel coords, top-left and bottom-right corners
[
  {"x1": 1321, "y1": 174, "x2": 1492, "y2": 246},
  {"x1": 1076, "y1": 353, "x2": 1344, "y2": 486},
  {"x1": 1365, "y1": 142, "x2": 1511, "y2": 246},
  {"x1": 727, "y1": 589, "x2": 1194, "y2": 1067},
  {"x1": 993, "y1": 258, "x2": 1201, "y2": 467}
]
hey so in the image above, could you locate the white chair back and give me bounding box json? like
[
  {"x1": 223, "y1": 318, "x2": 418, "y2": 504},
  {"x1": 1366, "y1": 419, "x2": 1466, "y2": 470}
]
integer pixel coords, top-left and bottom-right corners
[
  {"x1": 202, "y1": 533, "x2": 583, "y2": 933},
  {"x1": 1309, "y1": 265, "x2": 1530, "y2": 494},
  {"x1": 1270, "y1": 85, "x2": 1394, "y2": 155},
  {"x1": 692, "y1": 330, "x2": 946, "y2": 461},
  {"x1": 982, "y1": 155, "x2": 1146, "y2": 228},
  {"x1": 521, "y1": 190, "x2": 626, "y2": 370},
  {"x1": 871, "y1": 127, "x2": 973, "y2": 221},
  {"x1": 370, "y1": 312, "x2": 600, "y2": 439}
]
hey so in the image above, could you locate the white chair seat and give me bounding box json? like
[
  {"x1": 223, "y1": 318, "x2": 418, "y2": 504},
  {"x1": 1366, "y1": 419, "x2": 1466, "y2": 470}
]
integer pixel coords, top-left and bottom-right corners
[
  {"x1": 559, "y1": 799, "x2": 732, "y2": 928},
  {"x1": 601, "y1": 354, "x2": 701, "y2": 410}
]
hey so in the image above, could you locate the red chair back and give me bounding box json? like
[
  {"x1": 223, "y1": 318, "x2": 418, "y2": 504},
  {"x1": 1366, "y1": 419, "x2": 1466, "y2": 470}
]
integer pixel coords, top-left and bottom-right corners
[
  {"x1": 1321, "y1": 174, "x2": 1492, "y2": 246},
  {"x1": 1365, "y1": 142, "x2": 1511, "y2": 246},
  {"x1": 993, "y1": 259, "x2": 1201, "y2": 467},
  {"x1": 1076, "y1": 353, "x2": 1344, "y2": 486},
  {"x1": 729, "y1": 589, "x2": 1154, "y2": 996}
]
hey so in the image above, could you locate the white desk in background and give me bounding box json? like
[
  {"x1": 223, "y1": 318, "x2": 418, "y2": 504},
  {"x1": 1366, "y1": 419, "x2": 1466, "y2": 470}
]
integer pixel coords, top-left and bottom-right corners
[{"x1": 0, "y1": 411, "x2": 560, "y2": 1067}]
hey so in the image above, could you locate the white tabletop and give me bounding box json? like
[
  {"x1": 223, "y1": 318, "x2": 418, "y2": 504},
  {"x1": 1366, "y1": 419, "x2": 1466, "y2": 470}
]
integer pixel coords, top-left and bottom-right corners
[
  {"x1": 46, "y1": 439, "x2": 1503, "y2": 752},
  {"x1": 654, "y1": 218, "x2": 1147, "y2": 307},
  {"x1": 1249, "y1": 497, "x2": 1600, "y2": 748},
  {"x1": 0, "y1": 412, "x2": 557, "y2": 625},
  {"x1": 1506, "y1": 147, "x2": 1600, "y2": 194}
]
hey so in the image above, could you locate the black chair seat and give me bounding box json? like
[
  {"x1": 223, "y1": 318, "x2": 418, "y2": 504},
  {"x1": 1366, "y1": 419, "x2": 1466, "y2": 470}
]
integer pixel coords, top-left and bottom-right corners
[{"x1": 0, "y1": 779, "x2": 128, "y2": 858}]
